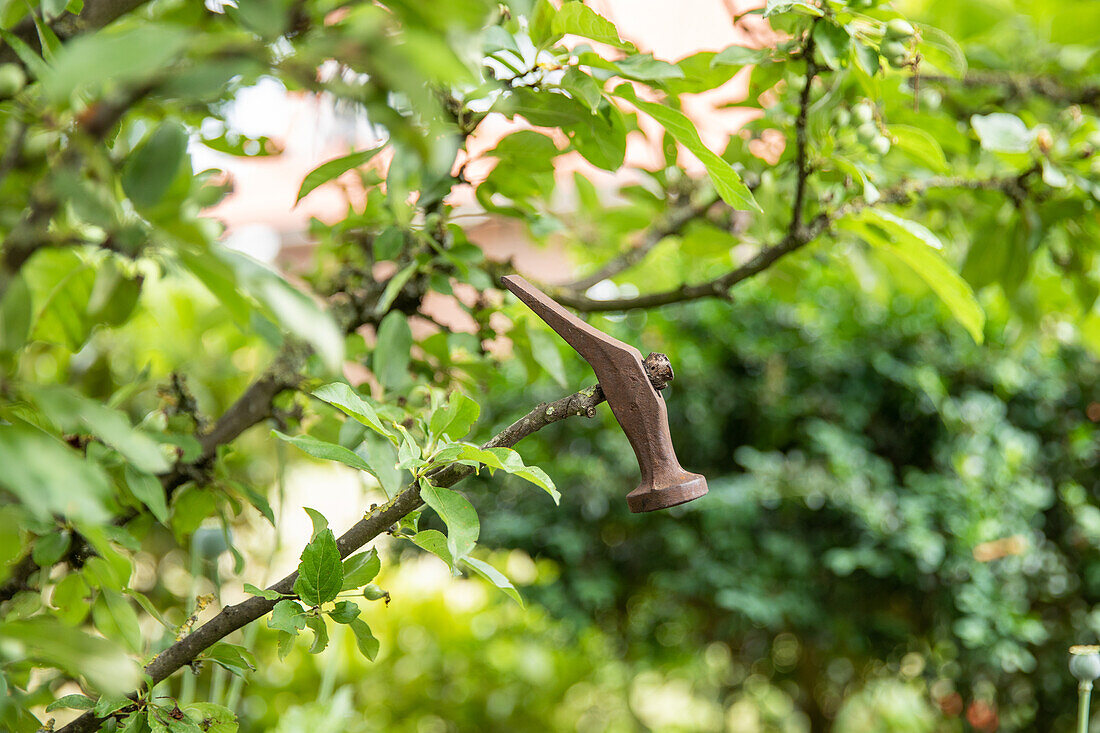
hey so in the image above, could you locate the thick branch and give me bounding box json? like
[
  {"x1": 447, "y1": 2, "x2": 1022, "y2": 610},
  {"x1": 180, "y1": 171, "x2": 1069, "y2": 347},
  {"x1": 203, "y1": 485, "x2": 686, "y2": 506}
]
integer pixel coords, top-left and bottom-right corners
[{"x1": 55, "y1": 365, "x2": 666, "y2": 733}]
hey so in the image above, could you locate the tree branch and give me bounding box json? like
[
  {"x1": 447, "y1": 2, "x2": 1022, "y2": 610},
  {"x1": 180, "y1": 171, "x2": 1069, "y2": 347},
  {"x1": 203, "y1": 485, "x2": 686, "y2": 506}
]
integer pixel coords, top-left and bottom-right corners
[
  {"x1": 545, "y1": 172, "x2": 1042, "y2": 313},
  {"x1": 563, "y1": 193, "x2": 718, "y2": 292},
  {"x1": 55, "y1": 372, "x2": 648, "y2": 733},
  {"x1": 917, "y1": 72, "x2": 1100, "y2": 108}
]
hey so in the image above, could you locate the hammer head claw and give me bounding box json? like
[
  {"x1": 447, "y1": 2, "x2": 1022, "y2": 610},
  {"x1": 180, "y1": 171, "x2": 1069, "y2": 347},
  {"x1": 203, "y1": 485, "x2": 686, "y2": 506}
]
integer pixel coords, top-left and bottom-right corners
[{"x1": 501, "y1": 275, "x2": 708, "y2": 513}]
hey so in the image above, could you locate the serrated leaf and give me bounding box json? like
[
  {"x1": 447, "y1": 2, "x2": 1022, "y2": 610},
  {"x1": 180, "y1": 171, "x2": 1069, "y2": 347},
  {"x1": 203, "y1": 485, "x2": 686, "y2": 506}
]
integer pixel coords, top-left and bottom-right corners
[
  {"x1": 296, "y1": 146, "x2": 384, "y2": 202},
  {"x1": 615, "y1": 85, "x2": 760, "y2": 212},
  {"x1": 272, "y1": 430, "x2": 376, "y2": 474},
  {"x1": 418, "y1": 478, "x2": 479, "y2": 562},
  {"x1": 269, "y1": 600, "x2": 307, "y2": 634},
  {"x1": 293, "y1": 528, "x2": 343, "y2": 607},
  {"x1": 183, "y1": 702, "x2": 238, "y2": 733},
  {"x1": 349, "y1": 618, "x2": 379, "y2": 661},
  {"x1": 329, "y1": 600, "x2": 361, "y2": 624}
]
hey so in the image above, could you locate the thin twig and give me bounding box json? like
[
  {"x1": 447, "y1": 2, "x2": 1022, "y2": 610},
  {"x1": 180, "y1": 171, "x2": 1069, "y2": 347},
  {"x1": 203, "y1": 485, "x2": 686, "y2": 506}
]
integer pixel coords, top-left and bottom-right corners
[
  {"x1": 55, "y1": 372, "x2": 652, "y2": 733},
  {"x1": 545, "y1": 172, "x2": 1042, "y2": 313}
]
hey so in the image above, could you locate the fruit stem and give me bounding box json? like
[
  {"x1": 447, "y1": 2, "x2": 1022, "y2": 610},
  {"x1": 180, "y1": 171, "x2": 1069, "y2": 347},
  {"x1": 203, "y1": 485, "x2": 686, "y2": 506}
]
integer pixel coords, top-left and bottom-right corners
[{"x1": 1080, "y1": 680, "x2": 1093, "y2": 733}]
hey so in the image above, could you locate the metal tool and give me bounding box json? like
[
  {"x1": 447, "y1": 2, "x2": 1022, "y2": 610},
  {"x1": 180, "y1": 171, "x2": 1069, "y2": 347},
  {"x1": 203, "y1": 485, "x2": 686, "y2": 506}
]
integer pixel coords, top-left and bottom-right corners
[{"x1": 501, "y1": 275, "x2": 708, "y2": 513}]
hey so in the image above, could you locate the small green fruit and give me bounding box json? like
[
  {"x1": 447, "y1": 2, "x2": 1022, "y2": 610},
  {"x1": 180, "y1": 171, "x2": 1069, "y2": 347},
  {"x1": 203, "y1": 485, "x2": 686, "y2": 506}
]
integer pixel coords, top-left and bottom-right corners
[
  {"x1": 0, "y1": 63, "x2": 26, "y2": 99},
  {"x1": 362, "y1": 584, "x2": 389, "y2": 602},
  {"x1": 856, "y1": 122, "x2": 878, "y2": 144},
  {"x1": 870, "y1": 135, "x2": 891, "y2": 155},
  {"x1": 882, "y1": 40, "x2": 908, "y2": 67},
  {"x1": 834, "y1": 108, "x2": 851, "y2": 127},
  {"x1": 853, "y1": 103, "x2": 874, "y2": 124},
  {"x1": 885, "y1": 19, "x2": 916, "y2": 39}
]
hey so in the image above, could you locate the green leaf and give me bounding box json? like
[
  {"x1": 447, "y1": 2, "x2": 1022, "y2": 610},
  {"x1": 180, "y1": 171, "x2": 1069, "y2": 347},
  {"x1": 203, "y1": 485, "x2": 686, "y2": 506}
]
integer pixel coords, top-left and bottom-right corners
[
  {"x1": 0, "y1": 28, "x2": 51, "y2": 80},
  {"x1": 34, "y1": 385, "x2": 172, "y2": 474},
  {"x1": 462, "y1": 557, "x2": 523, "y2": 606},
  {"x1": 304, "y1": 615, "x2": 329, "y2": 654},
  {"x1": 971, "y1": 113, "x2": 1032, "y2": 154},
  {"x1": 243, "y1": 584, "x2": 283, "y2": 601},
  {"x1": 303, "y1": 507, "x2": 329, "y2": 539},
  {"x1": 373, "y1": 311, "x2": 413, "y2": 391},
  {"x1": 429, "y1": 391, "x2": 481, "y2": 442},
  {"x1": 615, "y1": 85, "x2": 760, "y2": 212},
  {"x1": 0, "y1": 618, "x2": 142, "y2": 695},
  {"x1": 341, "y1": 548, "x2": 380, "y2": 590},
  {"x1": 124, "y1": 589, "x2": 173, "y2": 630},
  {"x1": 43, "y1": 25, "x2": 189, "y2": 102},
  {"x1": 349, "y1": 618, "x2": 379, "y2": 661},
  {"x1": 711, "y1": 44, "x2": 771, "y2": 66},
  {"x1": 122, "y1": 121, "x2": 189, "y2": 210},
  {"x1": 209, "y1": 246, "x2": 345, "y2": 373},
  {"x1": 32, "y1": 530, "x2": 70, "y2": 566},
  {"x1": 329, "y1": 600, "x2": 361, "y2": 624},
  {"x1": 296, "y1": 146, "x2": 384, "y2": 202},
  {"x1": 843, "y1": 210, "x2": 985, "y2": 344},
  {"x1": 551, "y1": 3, "x2": 630, "y2": 49},
  {"x1": 412, "y1": 528, "x2": 455, "y2": 569},
  {"x1": 812, "y1": 22, "x2": 850, "y2": 70},
  {"x1": 183, "y1": 702, "x2": 238, "y2": 733},
  {"x1": 125, "y1": 465, "x2": 169, "y2": 523},
  {"x1": 763, "y1": 0, "x2": 823, "y2": 17},
  {"x1": 418, "y1": 477, "x2": 479, "y2": 562},
  {"x1": 528, "y1": 327, "x2": 569, "y2": 388},
  {"x1": 614, "y1": 54, "x2": 684, "y2": 81},
  {"x1": 0, "y1": 272, "x2": 32, "y2": 355},
  {"x1": 456, "y1": 445, "x2": 560, "y2": 503},
  {"x1": 293, "y1": 528, "x2": 343, "y2": 607},
  {"x1": 46, "y1": 694, "x2": 95, "y2": 712},
  {"x1": 272, "y1": 430, "x2": 376, "y2": 474},
  {"x1": 201, "y1": 643, "x2": 257, "y2": 678},
  {"x1": 374, "y1": 262, "x2": 418, "y2": 316},
  {"x1": 889, "y1": 125, "x2": 949, "y2": 174},
  {"x1": 312, "y1": 382, "x2": 390, "y2": 437},
  {"x1": 0, "y1": 421, "x2": 112, "y2": 523},
  {"x1": 92, "y1": 591, "x2": 143, "y2": 654},
  {"x1": 268, "y1": 600, "x2": 307, "y2": 634}
]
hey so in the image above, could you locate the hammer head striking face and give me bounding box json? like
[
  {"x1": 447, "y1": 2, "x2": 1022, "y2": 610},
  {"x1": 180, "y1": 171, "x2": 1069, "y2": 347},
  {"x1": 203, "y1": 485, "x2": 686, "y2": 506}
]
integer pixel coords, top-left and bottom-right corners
[{"x1": 501, "y1": 275, "x2": 707, "y2": 513}]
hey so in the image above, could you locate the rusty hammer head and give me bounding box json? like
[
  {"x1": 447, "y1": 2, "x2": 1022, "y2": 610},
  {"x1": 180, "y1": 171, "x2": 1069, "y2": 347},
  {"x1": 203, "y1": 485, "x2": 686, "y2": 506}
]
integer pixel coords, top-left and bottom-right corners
[{"x1": 501, "y1": 275, "x2": 707, "y2": 513}]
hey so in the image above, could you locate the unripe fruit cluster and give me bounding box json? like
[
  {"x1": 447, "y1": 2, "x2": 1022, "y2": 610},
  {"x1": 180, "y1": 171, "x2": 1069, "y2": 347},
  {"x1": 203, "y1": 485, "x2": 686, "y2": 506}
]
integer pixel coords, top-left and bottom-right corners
[
  {"x1": 881, "y1": 18, "x2": 915, "y2": 68},
  {"x1": 835, "y1": 101, "x2": 891, "y2": 156}
]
